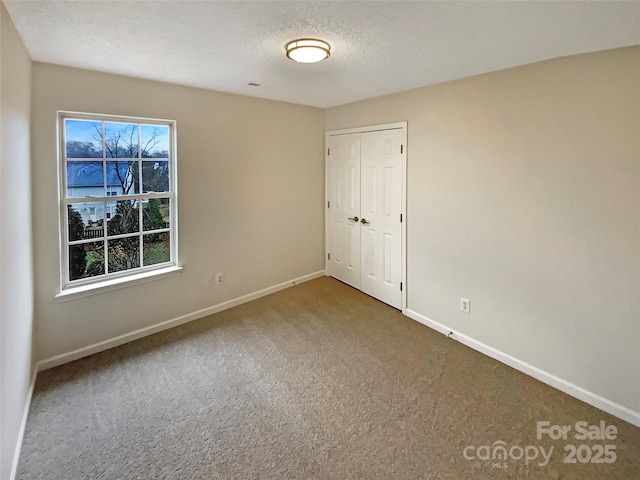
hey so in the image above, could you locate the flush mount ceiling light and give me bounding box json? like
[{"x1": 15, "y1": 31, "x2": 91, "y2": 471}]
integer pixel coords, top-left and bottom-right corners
[{"x1": 285, "y1": 38, "x2": 331, "y2": 64}]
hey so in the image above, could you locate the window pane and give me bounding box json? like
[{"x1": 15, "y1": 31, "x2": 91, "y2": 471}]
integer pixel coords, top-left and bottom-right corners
[
  {"x1": 69, "y1": 241, "x2": 104, "y2": 281},
  {"x1": 107, "y1": 160, "x2": 138, "y2": 195},
  {"x1": 105, "y1": 123, "x2": 139, "y2": 158},
  {"x1": 142, "y1": 160, "x2": 169, "y2": 193},
  {"x1": 65, "y1": 119, "x2": 102, "y2": 158},
  {"x1": 61, "y1": 114, "x2": 175, "y2": 289},
  {"x1": 143, "y1": 233, "x2": 170, "y2": 266},
  {"x1": 106, "y1": 200, "x2": 139, "y2": 235},
  {"x1": 141, "y1": 125, "x2": 169, "y2": 158},
  {"x1": 66, "y1": 161, "x2": 104, "y2": 198},
  {"x1": 143, "y1": 198, "x2": 170, "y2": 231},
  {"x1": 67, "y1": 202, "x2": 104, "y2": 241},
  {"x1": 108, "y1": 237, "x2": 140, "y2": 273}
]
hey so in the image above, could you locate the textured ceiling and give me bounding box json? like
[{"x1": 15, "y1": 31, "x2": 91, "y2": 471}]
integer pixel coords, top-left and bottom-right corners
[{"x1": 4, "y1": 0, "x2": 640, "y2": 108}]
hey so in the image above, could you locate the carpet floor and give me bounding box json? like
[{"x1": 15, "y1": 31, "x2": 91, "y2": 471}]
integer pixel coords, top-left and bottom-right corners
[{"x1": 16, "y1": 277, "x2": 640, "y2": 479}]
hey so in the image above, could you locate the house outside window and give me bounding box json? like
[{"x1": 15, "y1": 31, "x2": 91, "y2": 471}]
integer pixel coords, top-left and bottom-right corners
[{"x1": 59, "y1": 112, "x2": 178, "y2": 291}]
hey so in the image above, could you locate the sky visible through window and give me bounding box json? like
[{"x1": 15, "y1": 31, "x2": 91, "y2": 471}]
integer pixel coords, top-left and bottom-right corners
[{"x1": 65, "y1": 119, "x2": 170, "y2": 159}]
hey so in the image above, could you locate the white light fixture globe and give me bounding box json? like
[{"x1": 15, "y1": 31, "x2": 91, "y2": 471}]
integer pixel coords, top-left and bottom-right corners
[{"x1": 286, "y1": 38, "x2": 331, "y2": 63}]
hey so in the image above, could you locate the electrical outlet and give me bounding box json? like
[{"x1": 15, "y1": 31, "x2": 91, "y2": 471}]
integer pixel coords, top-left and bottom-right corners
[
  {"x1": 460, "y1": 297, "x2": 470, "y2": 314},
  {"x1": 206, "y1": 275, "x2": 214, "y2": 288},
  {"x1": 215, "y1": 273, "x2": 224, "y2": 285}
]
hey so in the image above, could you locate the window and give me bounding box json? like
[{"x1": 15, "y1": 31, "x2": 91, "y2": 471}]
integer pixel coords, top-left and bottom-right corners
[{"x1": 59, "y1": 112, "x2": 178, "y2": 292}]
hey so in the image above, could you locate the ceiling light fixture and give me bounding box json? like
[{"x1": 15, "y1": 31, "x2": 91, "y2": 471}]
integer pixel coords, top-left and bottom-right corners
[{"x1": 285, "y1": 38, "x2": 331, "y2": 64}]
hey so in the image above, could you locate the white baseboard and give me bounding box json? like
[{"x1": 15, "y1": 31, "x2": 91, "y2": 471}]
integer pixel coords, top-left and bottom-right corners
[
  {"x1": 37, "y1": 270, "x2": 325, "y2": 372},
  {"x1": 9, "y1": 365, "x2": 37, "y2": 480},
  {"x1": 404, "y1": 308, "x2": 640, "y2": 429}
]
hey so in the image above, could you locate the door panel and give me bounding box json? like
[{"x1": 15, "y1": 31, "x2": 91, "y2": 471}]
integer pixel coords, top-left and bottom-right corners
[
  {"x1": 327, "y1": 134, "x2": 361, "y2": 288},
  {"x1": 362, "y1": 226, "x2": 376, "y2": 279},
  {"x1": 364, "y1": 166, "x2": 376, "y2": 218},
  {"x1": 383, "y1": 232, "x2": 392, "y2": 285},
  {"x1": 360, "y1": 129, "x2": 403, "y2": 308}
]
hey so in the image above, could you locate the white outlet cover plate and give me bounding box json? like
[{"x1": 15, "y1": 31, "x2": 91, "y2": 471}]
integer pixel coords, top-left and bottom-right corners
[{"x1": 460, "y1": 297, "x2": 470, "y2": 313}]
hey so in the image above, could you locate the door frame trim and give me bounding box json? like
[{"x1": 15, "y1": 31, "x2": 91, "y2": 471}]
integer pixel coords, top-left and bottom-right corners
[{"x1": 325, "y1": 121, "x2": 407, "y2": 312}]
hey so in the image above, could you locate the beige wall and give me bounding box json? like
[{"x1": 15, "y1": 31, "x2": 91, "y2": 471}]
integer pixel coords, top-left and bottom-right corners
[
  {"x1": 326, "y1": 46, "x2": 640, "y2": 416},
  {"x1": 1, "y1": 4, "x2": 34, "y2": 480},
  {"x1": 31, "y1": 63, "x2": 325, "y2": 361}
]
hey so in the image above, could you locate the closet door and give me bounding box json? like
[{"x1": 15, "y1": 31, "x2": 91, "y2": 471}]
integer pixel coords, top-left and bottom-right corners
[
  {"x1": 360, "y1": 129, "x2": 403, "y2": 309},
  {"x1": 327, "y1": 133, "x2": 361, "y2": 289},
  {"x1": 326, "y1": 126, "x2": 404, "y2": 310}
]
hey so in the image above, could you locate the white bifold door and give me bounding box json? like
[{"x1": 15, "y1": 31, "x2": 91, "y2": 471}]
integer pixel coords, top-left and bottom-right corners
[{"x1": 326, "y1": 127, "x2": 404, "y2": 309}]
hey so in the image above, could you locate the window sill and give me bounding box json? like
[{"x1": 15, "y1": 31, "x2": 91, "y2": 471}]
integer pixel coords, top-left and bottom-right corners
[{"x1": 55, "y1": 265, "x2": 183, "y2": 302}]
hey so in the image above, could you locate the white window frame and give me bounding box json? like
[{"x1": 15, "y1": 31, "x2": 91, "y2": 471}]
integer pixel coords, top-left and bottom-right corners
[{"x1": 57, "y1": 111, "x2": 180, "y2": 299}]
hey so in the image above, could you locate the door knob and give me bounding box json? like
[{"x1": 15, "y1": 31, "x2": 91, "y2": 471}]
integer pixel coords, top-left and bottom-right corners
[
  {"x1": 347, "y1": 216, "x2": 359, "y2": 222},
  {"x1": 361, "y1": 218, "x2": 370, "y2": 225}
]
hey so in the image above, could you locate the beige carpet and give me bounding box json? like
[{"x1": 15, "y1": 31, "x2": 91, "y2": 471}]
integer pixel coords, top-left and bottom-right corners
[{"x1": 16, "y1": 277, "x2": 640, "y2": 479}]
